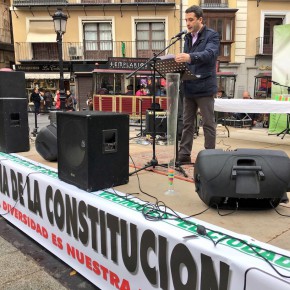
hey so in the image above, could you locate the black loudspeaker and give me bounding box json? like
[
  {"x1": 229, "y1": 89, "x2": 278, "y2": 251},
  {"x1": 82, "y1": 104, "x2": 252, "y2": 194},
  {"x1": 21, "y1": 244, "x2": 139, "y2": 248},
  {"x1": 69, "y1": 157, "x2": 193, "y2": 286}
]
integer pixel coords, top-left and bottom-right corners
[
  {"x1": 0, "y1": 99, "x2": 29, "y2": 153},
  {"x1": 0, "y1": 71, "x2": 26, "y2": 99},
  {"x1": 145, "y1": 110, "x2": 167, "y2": 135},
  {"x1": 57, "y1": 111, "x2": 129, "y2": 192},
  {"x1": 194, "y1": 149, "x2": 290, "y2": 209},
  {"x1": 35, "y1": 124, "x2": 57, "y2": 161}
]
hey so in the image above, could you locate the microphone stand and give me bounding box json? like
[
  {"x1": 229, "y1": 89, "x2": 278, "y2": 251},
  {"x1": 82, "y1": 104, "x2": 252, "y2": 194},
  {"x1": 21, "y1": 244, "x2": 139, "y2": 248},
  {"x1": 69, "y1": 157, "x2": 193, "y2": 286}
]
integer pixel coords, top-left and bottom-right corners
[
  {"x1": 130, "y1": 98, "x2": 146, "y2": 143},
  {"x1": 138, "y1": 98, "x2": 144, "y2": 137},
  {"x1": 32, "y1": 109, "x2": 38, "y2": 137},
  {"x1": 127, "y1": 36, "x2": 183, "y2": 176}
]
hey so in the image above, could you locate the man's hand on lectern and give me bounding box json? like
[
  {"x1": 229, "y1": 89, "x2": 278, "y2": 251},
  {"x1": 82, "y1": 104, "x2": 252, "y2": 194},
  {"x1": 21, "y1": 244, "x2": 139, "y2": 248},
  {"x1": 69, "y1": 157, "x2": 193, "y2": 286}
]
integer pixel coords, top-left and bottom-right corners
[{"x1": 175, "y1": 53, "x2": 191, "y2": 63}]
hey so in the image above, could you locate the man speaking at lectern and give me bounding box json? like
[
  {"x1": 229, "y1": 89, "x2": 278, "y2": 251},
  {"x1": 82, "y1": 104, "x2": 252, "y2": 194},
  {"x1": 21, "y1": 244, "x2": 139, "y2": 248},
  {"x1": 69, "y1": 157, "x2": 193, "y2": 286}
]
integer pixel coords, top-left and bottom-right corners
[{"x1": 175, "y1": 5, "x2": 220, "y2": 163}]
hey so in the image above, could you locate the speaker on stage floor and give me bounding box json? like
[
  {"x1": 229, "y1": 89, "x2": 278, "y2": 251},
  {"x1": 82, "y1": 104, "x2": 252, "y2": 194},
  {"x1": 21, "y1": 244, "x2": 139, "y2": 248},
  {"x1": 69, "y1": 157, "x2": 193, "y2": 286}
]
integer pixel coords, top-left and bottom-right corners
[
  {"x1": 194, "y1": 149, "x2": 290, "y2": 209},
  {"x1": 0, "y1": 71, "x2": 26, "y2": 99},
  {"x1": 0, "y1": 99, "x2": 29, "y2": 153},
  {"x1": 57, "y1": 111, "x2": 129, "y2": 192},
  {"x1": 36, "y1": 124, "x2": 57, "y2": 161},
  {"x1": 145, "y1": 110, "x2": 167, "y2": 135}
]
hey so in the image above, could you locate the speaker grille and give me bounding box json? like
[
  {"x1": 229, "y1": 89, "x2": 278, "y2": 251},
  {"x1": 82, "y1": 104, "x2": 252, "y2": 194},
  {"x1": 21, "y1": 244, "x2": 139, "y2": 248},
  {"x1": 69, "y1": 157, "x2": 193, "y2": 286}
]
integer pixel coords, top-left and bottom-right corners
[
  {"x1": 59, "y1": 119, "x2": 87, "y2": 168},
  {"x1": 57, "y1": 111, "x2": 129, "y2": 192}
]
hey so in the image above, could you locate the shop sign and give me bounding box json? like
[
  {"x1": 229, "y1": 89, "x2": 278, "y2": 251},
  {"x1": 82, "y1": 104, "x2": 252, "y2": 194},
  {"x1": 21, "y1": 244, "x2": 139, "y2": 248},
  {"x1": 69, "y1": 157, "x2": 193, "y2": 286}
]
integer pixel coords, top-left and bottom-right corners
[
  {"x1": 108, "y1": 57, "x2": 150, "y2": 70},
  {"x1": 15, "y1": 64, "x2": 70, "y2": 72}
]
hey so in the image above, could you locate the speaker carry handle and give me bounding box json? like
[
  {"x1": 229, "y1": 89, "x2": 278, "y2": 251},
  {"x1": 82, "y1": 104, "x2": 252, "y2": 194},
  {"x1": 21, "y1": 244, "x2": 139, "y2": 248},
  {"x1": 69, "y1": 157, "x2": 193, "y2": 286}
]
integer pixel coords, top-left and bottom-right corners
[{"x1": 231, "y1": 166, "x2": 265, "y2": 181}]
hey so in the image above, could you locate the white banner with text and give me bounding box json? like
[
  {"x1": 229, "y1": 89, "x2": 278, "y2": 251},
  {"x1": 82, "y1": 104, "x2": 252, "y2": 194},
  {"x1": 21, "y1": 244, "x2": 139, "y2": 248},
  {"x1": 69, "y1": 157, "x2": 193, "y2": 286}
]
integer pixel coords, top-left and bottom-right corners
[{"x1": 0, "y1": 152, "x2": 290, "y2": 290}]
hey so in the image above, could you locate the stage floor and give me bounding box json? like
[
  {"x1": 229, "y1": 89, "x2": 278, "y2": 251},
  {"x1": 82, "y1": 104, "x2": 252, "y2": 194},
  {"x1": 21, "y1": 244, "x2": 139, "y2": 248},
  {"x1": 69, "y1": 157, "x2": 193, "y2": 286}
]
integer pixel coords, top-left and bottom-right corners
[
  {"x1": 0, "y1": 121, "x2": 290, "y2": 289},
  {"x1": 18, "y1": 124, "x2": 290, "y2": 251}
]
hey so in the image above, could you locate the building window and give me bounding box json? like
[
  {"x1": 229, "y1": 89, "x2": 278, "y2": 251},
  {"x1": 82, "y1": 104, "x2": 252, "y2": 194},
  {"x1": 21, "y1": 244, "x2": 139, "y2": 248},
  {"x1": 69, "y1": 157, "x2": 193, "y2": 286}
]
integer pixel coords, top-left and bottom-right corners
[
  {"x1": 201, "y1": 0, "x2": 228, "y2": 8},
  {"x1": 204, "y1": 12, "x2": 235, "y2": 62},
  {"x1": 136, "y1": 22, "x2": 165, "y2": 58},
  {"x1": 263, "y1": 17, "x2": 283, "y2": 54},
  {"x1": 83, "y1": 22, "x2": 112, "y2": 60},
  {"x1": 25, "y1": 19, "x2": 57, "y2": 61}
]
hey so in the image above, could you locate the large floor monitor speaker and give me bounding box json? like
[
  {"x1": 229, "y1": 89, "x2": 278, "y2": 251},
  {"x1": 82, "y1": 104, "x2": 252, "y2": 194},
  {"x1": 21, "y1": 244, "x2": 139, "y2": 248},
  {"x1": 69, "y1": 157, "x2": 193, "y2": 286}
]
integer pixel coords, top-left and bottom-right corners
[
  {"x1": 145, "y1": 110, "x2": 167, "y2": 135},
  {"x1": 57, "y1": 111, "x2": 129, "y2": 192},
  {"x1": 36, "y1": 124, "x2": 57, "y2": 161},
  {"x1": 194, "y1": 149, "x2": 290, "y2": 209},
  {"x1": 0, "y1": 71, "x2": 26, "y2": 99},
  {"x1": 0, "y1": 99, "x2": 29, "y2": 153}
]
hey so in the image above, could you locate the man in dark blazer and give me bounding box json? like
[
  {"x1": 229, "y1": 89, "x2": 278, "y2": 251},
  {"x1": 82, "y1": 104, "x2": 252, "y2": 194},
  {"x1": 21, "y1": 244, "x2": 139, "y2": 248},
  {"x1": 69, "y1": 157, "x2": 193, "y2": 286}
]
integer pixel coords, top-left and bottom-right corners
[{"x1": 175, "y1": 5, "x2": 220, "y2": 163}]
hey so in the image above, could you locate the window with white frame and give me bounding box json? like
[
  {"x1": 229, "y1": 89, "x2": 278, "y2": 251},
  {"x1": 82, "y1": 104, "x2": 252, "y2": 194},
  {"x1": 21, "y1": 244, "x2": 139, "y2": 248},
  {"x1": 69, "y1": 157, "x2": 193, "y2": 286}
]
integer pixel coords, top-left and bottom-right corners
[
  {"x1": 136, "y1": 22, "x2": 165, "y2": 58},
  {"x1": 83, "y1": 22, "x2": 112, "y2": 51}
]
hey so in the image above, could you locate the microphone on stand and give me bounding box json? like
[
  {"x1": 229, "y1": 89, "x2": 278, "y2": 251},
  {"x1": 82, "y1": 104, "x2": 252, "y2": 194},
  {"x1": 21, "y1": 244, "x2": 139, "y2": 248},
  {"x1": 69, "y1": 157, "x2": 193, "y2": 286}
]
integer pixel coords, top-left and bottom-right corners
[{"x1": 171, "y1": 30, "x2": 188, "y2": 39}]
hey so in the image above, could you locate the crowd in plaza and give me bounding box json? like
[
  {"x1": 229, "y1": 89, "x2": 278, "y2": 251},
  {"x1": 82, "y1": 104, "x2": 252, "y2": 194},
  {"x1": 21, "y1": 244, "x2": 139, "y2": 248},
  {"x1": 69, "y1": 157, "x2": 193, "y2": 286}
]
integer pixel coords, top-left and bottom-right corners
[{"x1": 30, "y1": 87, "x2": 77, "y2": 114}]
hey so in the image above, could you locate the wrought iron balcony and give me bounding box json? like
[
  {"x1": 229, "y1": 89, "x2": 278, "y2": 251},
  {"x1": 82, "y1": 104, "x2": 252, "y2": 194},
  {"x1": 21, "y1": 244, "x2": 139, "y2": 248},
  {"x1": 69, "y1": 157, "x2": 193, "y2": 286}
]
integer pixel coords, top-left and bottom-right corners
[
  {"x1": 256, "y1": 36, "x2": 273, "y2": 55},
  {"x1": 12, "y1": 0, "x2": 173, "y2": 6},
  {"x1": 14, "y1": 41, "x2": 179, "y2": 62},
  {"x1": 200, "y1": 0, "x2": 228, "y2": 8}
]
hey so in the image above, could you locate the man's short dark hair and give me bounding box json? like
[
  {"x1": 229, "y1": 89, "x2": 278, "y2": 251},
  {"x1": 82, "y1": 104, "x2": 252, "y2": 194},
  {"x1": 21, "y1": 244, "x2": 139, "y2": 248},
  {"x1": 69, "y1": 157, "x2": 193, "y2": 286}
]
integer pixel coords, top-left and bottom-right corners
[{"x1": 185, "y1": 5, "x2": 203, "y2": 18}]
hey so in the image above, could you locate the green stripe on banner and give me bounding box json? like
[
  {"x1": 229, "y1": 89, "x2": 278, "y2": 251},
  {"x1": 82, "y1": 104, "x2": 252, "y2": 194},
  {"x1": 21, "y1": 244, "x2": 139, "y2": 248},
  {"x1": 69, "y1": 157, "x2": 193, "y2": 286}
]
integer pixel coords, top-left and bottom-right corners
[{"x1": 0, "y1": 152, "x2": 58, "y2": 179}]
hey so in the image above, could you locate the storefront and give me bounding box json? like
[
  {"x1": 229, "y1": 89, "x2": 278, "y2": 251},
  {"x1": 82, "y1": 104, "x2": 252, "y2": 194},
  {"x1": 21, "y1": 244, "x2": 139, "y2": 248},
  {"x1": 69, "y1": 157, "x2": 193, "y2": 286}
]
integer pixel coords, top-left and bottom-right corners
[
  {"x1": 216, "y1": 72, "x2": 237, "y2": 98},
  {"x1": 90, "y1": 57, "x2": 166, "y2": 117},
  {"x1": 92, "y1": 57, "x2": 165, "y2": 96},
  {"x1": 254, "y1": 72, "x2": 272, "y2": 99},
  {"x1": 72, "y1": 63, "x2": 97, "y2": 111},
  {"x1": 14, "y1": 64, "x2": 72, "y2": 101}
]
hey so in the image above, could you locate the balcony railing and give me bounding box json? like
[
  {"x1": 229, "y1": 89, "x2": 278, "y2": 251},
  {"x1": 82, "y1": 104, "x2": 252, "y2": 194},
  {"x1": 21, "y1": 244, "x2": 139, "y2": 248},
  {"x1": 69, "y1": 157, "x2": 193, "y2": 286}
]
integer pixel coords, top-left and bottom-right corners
[
  {"x1": 14, "y1": 41, "x2": 179, "y2": 62},
  {"x1": 200, "y1": 0, "x2": 228, "y2": 8},
  {"x1": 256, "y1": 36, "x2": 273, "y2": 55},
  {"x1": 13, "y1": 0, "x2": 172, "y2": 6}
]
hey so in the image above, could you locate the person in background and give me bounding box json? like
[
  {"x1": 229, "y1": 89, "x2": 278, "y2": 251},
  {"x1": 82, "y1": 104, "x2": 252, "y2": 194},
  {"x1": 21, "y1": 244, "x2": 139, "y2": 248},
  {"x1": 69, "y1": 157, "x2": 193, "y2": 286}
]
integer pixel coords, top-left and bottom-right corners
[
  {"x1": 39, "y1": 89, "x2": 45, "y2": 113},
  {"x1": 30, "y1": 87, "x2": 41, "y2": 115},
  {"x1": 54, "y1": 89, "x2": 61, "y2": 110},
  {"x1": 125, "y1": 84, "x2": 134, "y2": 95},
  {"x1": 242, "y1": 90, "x2": 252, "y2": 99},
  {"x1": 155, "y1": 85, "x2": 162, "y2": 96},
  {"x1": 87, "y1": 96, "x2": 93, "y2": 110},
  {"x1": 135, "y1": 85, "x2": 147, "y2": 96},
  {"x1": 215, "y1": 87, "x2": 229, "y2": 123},
  {"x1": 234, "y1": 91, "x2": 258, "y2": 128},
  {"x1": 71, "y1": 90, "x2": 78, "y2": 110},
  {"x1": 85, "y1": 91, "x2": 94, "y2": 110},
  {"x1": 175, "y1": 5, "x2": 220, "y2": 163},
  {"x1": 97, "y1": 87, "x2": 109, "y2": 95},
  {"x1": 65, "y1": 89, "x2": 74, "y2": 111},
  {"x1": 216, "y1": 87, "x2": 228, "y2": 99},
  {"x1": 160, "y1": 85, "x2": 166, "y2": 96},
  {"x1": 44, "y1": 89, "x2": 53, "y2": 110}
]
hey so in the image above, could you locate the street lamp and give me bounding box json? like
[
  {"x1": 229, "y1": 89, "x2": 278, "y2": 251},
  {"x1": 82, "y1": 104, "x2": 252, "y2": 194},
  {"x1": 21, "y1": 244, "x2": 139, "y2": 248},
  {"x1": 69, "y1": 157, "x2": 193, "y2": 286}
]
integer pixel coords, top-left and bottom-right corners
[{"x1": 52, "y1": 8, "x2": 67, "y2": 110}]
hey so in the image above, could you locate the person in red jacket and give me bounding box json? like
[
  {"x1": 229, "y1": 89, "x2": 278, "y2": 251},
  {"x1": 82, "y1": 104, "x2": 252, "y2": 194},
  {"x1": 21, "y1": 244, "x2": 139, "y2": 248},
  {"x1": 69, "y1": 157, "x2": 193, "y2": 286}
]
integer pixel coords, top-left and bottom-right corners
[{"x1": 54, "y1": 89, "x2": 61, "y2": 110}]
